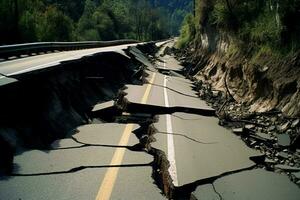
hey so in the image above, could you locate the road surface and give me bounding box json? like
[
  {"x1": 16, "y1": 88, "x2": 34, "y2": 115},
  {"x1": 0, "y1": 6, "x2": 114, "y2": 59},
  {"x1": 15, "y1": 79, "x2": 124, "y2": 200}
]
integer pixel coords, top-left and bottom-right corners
[
  {"x1": 0, "y1": 40, "x2": 299, "y2": 200},
  {"x1": 0, "y1": 43, "x2": 140, "y2": 86}
]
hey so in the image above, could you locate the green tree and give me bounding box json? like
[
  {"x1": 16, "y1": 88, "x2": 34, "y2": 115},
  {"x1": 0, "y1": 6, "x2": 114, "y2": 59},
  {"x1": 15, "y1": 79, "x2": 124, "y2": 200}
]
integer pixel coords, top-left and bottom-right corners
[
  {"x1": 76, "y1": 0, "x2": 116, "y2": 41},
  {"x1": 37, "y1": 6, "x2": 74, "y2": 41},
  {"x1": 177, "y1": 13, "x2": 195, "y2": 48},
  {"x1": 76, "y1": 0, "x2": 99, "y2": 40},
  {"x1": 92, "y1": 8, "x2": 115, "y2": 40}
]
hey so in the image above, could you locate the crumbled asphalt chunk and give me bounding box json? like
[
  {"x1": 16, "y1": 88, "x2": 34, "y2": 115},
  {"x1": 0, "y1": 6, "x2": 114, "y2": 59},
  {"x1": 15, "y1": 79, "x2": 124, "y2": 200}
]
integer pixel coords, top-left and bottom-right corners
[
  {"x1": 291, "y1": 119, "x2": 300, "y2": 128},
  {"x1": 256, "y1": 132, "x2": 273, "y2": 142},
  {"x1": 275, "y1": 164, "x2": 300, "y2": 171},
  {"x1": 91, "y1": 101, "x2": 115, "y2": 113},
  {"x1": 277, "y1": 134, "x2": 291, "y2": 147},
  {"x1": 245, "y1": 124, "x2": 255, "y2": 130},
  {"x1": 232, "y1": 127, "x2": 244, "y2": 135},
  {"x1": 278, "y1": 152, "x2": 290, "y2": 159},
  {"x1": 267, "y1": 125, "x2": 276, "y2": 131},
  {"x1": 278, "y1": 122, "x2": 290, "y2": 132},
  {"x1": 265, "y1": 158, "x2": 276, "y2": 164}
]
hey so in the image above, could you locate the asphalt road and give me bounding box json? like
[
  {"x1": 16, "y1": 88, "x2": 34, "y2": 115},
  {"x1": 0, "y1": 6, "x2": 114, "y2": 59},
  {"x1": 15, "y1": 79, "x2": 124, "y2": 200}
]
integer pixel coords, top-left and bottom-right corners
[
  {"x1": 0, "y1": 41, "x2": 300, "y2": 200},
  {"x1": 0, "y1": 44, "x2": 140, "y2": 76},
  {"x1": 0, "y1": 124, "x2": 164, "y2": 200}
]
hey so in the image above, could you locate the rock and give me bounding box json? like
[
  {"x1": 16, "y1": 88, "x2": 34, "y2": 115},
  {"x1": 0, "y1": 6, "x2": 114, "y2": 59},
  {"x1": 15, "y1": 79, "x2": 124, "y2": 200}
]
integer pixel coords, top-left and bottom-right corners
[
  {"x1": 256, "y1": 132, "x2": 273, "y2": 141},
  {"x1": 278, "y1": 122, "x2": 290, "y2": 132},
  {"x1": 232, "y1": 127, "x2": 244, "y2": 135},
  {"x1": 250, "y1": 140, "x2": 257, "y2": 146},
  {"x1": 257, "y1": 119, "x2": 263, "y2": 124},
  {"x1": 265, "y1": 158, "x2": 276, "y2": 164},
  {"x1": 271, "y1": 117, "x2": 277, "y2": 123},
  {"x1": 292, "y1": 171, "x2": 300, "y2": 179},
  {"x1": 212, "y1": 91, "x2": 220, "y2": 97},
  {"x1": 275, "y1": 164, "x2": 300, "y2": 172},
  {"x1": 267, "y1": 125, "x2": 276, "y2": 132},
  {"x1": 245, "y1": 124, "x2": 255, "y2": 130},
  {"x1": 291, "y1": 119, "x2": 300, "y2": 128},
  {"x1": 277, "y1": 134, "x2": 291, "y2": 147},
  {"x1": 278, "y1": 152, "x2": 290, "y2": 159}
]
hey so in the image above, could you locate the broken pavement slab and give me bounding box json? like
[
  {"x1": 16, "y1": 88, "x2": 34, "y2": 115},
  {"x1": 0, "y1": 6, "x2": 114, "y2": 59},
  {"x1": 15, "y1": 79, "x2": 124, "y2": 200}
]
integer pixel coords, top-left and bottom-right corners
[
  {"x1": 128, "y1": 47, "x2": 156, "y2": 71},
  {"x1": 90, "y1": 100, "x2": 120, "y2": 120},
  {"x1": 110, "y1": 142, "x2": 167, "y2": 200},
  {"x1": 72, "y1": 123, "x2": 141, "y2": 146},
  {"x1": 0, "y1": 76, "x2": 18, "y2": 87},
  {"x1": 192, "y1": 169, "x2": 300, "y2": 200},
  {"x1": 155, "y1": 55, "x2": 184, "y2": 72},
  {"x1": 192, "y1": 184, "x2": 221, "y2": 200},
  {"x1": 123, "y1": 72, "x2": 214, "y2": 115},
  {"x1": 144, "y1": 71, "x2": 197, "y2": 96},
  {"x1": 0, "y1": 168, "x2": 109, "y2": 200},
  {"x1": 92, "y1": 100, "x2": 115, "y2": 113},
  {"x1": 0, "y1": 123, "x2": 165, "y2": 200},
  {"x1": 51, "y1": 138, "x2": 84, "y2": 149},
  {"x1": 151, "y1": 112, "x2": 261, "y2": 187},
  {"x1": 12, "y1": 124, "x2": 145, "y2": 174}
]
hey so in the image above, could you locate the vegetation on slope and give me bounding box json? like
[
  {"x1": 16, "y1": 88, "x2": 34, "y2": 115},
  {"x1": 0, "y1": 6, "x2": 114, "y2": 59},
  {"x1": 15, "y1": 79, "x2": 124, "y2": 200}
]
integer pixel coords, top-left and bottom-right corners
[
  {"x1": 178, "y1": 0, "x2": 300, "y2": 55},
  {"x1": 177, "y1": 0, "x2": 300, "y2": 116}
]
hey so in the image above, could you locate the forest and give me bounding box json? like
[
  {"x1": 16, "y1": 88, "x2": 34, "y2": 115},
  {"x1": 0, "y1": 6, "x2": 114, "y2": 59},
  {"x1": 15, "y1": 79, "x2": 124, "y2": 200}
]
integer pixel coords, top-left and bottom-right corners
[{"x1": 0, "y1": 0, "x2": 192, "y2": 45}]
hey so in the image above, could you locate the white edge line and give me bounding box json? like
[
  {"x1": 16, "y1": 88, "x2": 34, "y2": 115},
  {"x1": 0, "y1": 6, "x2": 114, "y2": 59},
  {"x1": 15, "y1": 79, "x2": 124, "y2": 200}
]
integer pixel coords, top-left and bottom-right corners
[
  {"x1": 5, "y1": 45, "x2": 135, "y2": 76},
  {"x1": 7, "y1": 51, "x2": 101, "y2": 76},
  {"x1": 164, "y1": 75, "x2": 178, "y2": 186}
]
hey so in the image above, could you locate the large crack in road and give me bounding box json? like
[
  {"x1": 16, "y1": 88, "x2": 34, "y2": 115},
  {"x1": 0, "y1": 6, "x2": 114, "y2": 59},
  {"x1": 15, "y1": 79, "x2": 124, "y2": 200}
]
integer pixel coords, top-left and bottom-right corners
[{"x1": 0, "y1": 41, "x2": 299, "y2": 200}]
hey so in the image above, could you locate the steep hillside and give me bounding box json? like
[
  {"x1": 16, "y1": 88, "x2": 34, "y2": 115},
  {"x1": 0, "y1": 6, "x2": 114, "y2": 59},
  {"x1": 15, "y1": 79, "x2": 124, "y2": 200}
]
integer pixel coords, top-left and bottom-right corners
[{"x1": 177, "y1": 0, "x2": 300, "y2": 117}]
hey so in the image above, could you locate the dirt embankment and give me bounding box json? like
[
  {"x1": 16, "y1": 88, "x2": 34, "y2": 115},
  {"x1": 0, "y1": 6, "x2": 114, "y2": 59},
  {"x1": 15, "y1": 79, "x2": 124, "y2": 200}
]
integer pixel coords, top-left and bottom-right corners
[{"x1": 178, "y1": 30, "x2": 300, "y2": 117}]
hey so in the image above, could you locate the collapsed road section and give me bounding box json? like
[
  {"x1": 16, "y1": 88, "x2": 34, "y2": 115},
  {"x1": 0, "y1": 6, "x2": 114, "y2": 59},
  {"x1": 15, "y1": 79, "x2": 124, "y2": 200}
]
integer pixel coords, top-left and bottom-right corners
[
  {"x1": 0, "y1": 43, "x2": 145, "y2": 174},
  {"x1": 0, "y1": 40, "x2": 299, "y2": 200}
]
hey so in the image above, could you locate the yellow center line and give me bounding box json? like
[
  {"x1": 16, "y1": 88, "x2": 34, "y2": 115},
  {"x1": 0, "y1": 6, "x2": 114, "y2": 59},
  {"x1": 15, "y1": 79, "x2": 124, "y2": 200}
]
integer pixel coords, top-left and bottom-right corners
[
  {"x1": 141, "y1": 73, "x2": 156, "y2": 104},
  {"x1": 95, "y1": 72, "x2": 156, "y2": 200}
]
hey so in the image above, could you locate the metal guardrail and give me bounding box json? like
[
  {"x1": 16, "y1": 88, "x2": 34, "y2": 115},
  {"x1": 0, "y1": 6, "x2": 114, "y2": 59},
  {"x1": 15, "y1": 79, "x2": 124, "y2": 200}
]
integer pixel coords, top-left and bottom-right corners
[{"x1": 0, "y1": 40, "x2": 139, "y2": 59}]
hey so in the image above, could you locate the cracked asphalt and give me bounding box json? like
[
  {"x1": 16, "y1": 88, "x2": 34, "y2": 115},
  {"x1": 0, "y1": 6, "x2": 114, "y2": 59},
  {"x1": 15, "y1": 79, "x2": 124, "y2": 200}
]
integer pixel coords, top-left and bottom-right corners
[{"x1": 0, "y1": 41, "x2": 300, "y2": 200}]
